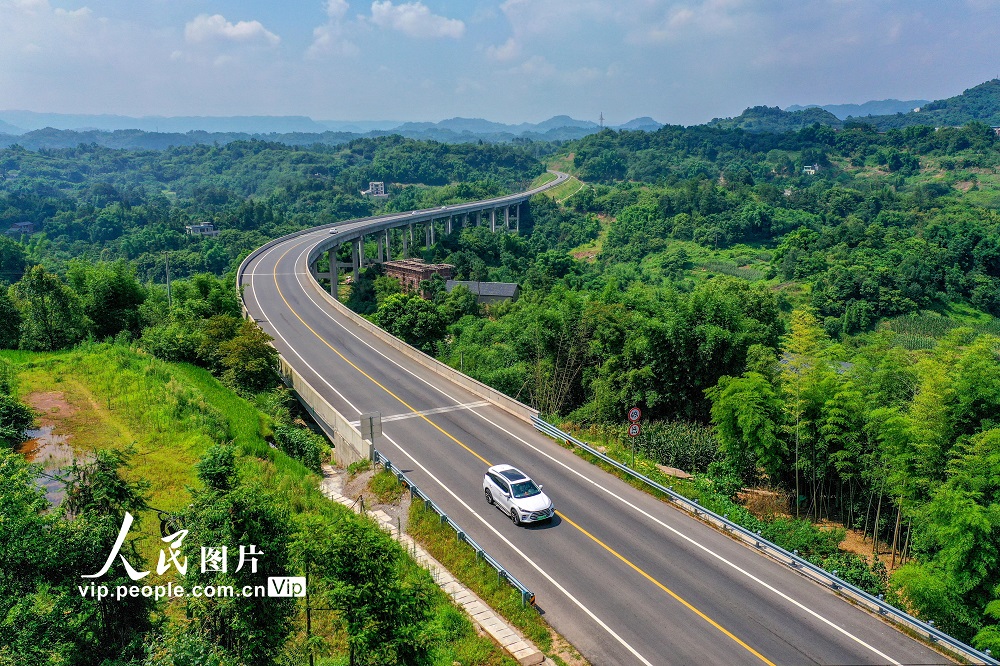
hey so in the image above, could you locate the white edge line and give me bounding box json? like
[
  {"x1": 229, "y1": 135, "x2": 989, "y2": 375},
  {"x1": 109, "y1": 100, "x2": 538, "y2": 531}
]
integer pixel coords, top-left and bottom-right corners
[
  {"x1": 282, "y1": 232, "x2": 906, "y2": 665},
  {"x1": 245, "y1": 235, "x2": 655, "y2": 666}
]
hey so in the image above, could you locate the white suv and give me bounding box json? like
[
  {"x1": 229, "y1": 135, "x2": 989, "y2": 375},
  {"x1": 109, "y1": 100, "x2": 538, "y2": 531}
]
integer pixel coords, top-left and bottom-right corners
[{"x1": 483, "y1": 464, "x2": 554, "y2": 525}]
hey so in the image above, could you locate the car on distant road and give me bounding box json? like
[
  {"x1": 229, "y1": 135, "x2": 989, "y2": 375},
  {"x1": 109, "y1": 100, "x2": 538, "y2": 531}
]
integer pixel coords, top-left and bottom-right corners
[{"x1": 483, "y1": 464, "x2": 554, "y2": 525}]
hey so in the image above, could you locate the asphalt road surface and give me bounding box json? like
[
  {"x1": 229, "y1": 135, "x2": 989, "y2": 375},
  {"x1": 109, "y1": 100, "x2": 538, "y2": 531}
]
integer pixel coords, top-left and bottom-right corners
[{"x1": 240, "y1": 205, "x2": 952, "y2": 665}]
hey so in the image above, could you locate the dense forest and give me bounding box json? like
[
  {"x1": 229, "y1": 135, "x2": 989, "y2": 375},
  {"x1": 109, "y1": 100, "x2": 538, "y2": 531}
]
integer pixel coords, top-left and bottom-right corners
[
  {"x1": 0, "y1": 137, "x2": 542, "y2": 280},
  {"x1": 2, "y1": 117, "x2": 1000, "y2": 659},
  {"x1": 345, "y1": 121, "x2": 1000, "y2": 647}
]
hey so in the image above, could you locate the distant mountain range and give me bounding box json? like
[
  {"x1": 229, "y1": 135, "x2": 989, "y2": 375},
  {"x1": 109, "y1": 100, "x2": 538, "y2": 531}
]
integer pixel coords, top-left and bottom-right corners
[
  {"x1": 3, "y1": 79, "x2": 1000, "y2": 149},
  {"x1": 0, "y1": 110, "x2": 661, "y2": 141},
  {"x1": 786, "y1": 99, "x2": 928, "y2": 119}
]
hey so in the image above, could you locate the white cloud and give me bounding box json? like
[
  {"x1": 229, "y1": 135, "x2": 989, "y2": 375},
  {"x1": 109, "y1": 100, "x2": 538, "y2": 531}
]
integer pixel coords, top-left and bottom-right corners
[
  {"x1": 309, "y1": 22, "x2": 360, "y2": 58},
  {"x1": 184, "y1": 14, "x2": 280, "y2": 46},
  {"x1": 486, "y1": 36, "x2": 519, "y2": 61},
  {"x1": 308, "y1": 0, "x2": 359, "y2": 58},
  {"x1": 4, "y1": 0, "x2": 49, "y2": 13},
  {"x1": 369, "y1": 1, "x2": 465, "y2": 39},
  {"x1": 53, "y1": 6, "x2": 91, "y2": 19},
  {"x1": 325, "y1": 0, "x2": 350, "y2": 20},
  {"x1": 640, "y1": 0, "x2": 746, "y2": 42}
]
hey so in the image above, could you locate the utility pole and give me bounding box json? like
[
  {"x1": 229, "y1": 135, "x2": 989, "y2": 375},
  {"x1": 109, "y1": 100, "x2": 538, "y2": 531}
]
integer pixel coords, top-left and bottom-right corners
[
  {"x1": 305, "y1": 560, "x2": 313, "y2": 666},
  {"x1": 164, "y1": 251, "x2": 172, "y2": 310}
]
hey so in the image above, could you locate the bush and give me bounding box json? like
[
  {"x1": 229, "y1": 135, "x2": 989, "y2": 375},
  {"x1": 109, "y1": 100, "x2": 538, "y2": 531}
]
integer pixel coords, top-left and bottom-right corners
[{"x1": 272, "y1": 425, "x2": 328, "y2": 473}]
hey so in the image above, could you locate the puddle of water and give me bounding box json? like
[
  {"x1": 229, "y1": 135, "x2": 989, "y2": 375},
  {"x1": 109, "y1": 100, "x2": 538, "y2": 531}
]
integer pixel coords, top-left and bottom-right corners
[{"x1": 16, "y1": 426, "x2": 79, "y2": 506}]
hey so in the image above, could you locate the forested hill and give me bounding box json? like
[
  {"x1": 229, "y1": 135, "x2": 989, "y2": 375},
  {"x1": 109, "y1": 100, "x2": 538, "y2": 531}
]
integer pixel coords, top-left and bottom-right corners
[
  {"x1": 563, "y1": 120, "x2": 1000, "y2": 336},
  {"x1": 708, "y1": 106, "x2": 843, "y2": 132},
  {"x1": 0, "y1": 137, "x2": 543, "y2": 279},
  {"x1": 862, "y1": 78, "x2": 1000, "y2": 129},
  {"x1": 707, "y1": 79, "x2": 1000, "y2": 133}
]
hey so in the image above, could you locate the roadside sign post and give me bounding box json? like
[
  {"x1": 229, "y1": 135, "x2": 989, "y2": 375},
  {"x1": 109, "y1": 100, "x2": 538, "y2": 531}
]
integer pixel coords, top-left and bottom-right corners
[
  {"x1": 627, "y1": 408, "x2": 641, "y2": 469},
  {"x1": 359, "y1": 412, "x2": 382, "y2": 459}
]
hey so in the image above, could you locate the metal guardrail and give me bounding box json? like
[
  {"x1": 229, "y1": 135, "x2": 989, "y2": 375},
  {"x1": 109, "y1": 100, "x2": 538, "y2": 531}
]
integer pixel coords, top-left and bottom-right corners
[
  {"x1": 372, "y1": 449, "x2": 536, "y2": 607},
  {"x1": 532, "y1": 416, "x2": 998, "y2": 666}
]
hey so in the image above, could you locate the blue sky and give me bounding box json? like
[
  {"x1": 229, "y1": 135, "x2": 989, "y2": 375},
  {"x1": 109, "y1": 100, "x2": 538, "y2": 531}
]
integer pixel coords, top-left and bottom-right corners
[{"x1": 1, "y1": 0, "x2": 999, "y2": 126}]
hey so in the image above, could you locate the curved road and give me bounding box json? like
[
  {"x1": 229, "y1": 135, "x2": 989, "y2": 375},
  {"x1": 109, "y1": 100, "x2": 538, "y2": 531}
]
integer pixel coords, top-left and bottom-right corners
[{"x1": 240, "y1": 178, "x2": 949, "y2": 665}]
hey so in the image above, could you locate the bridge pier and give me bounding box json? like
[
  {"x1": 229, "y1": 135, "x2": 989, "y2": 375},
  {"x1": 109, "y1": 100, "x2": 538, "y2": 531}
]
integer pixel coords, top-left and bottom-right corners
[
  {"x1": 328, "y1": 246, "x2": 338, "y2": 295},
  {"x1": 490, "y1": 208, "x2": 496, "y2": 232},
  {"x1": 351, "y1": 240, "x2": 362, "y2": 283}
]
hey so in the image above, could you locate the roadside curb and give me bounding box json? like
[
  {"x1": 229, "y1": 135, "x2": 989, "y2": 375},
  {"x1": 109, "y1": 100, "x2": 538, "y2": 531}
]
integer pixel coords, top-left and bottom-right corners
[{"x1": 319, "y1": 469, "x2": 546, "y2": 666}]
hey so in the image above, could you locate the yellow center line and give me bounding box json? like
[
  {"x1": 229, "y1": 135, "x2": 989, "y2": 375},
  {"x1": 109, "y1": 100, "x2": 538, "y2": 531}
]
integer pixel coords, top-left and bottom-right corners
[
  {"x1": 263, "y1": 240, "x2": 775, "y2": 666},
  {"x1": 556, "y1": 511, "x2": 776, "y2": 665},
  {"x1": 270, "y1": 242, "x2": 489, "y2": 466}
]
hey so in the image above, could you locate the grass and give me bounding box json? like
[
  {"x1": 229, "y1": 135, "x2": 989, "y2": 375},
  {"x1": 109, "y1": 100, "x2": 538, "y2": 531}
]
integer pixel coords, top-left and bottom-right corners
[
  {"x1": 408, "y1": 501, "x2": 566, "y2": 661},
  {"x1": 568, "y1": 213, "x2": 611, "y2": 262},
  {"x1": 541, "y1": 175, "x2": 585, "y2": 202},
  {"x1": 367, "y1": 468, "x2": 405, "y2": 504},
  {"x1": 7, "y1": 342, "x2": 517, "y2": 666},
  {"x1": 530, "y1": 172, "x2": 557, "y2": 188},
  {"x1": 880, "y1": 311, "x2": 1000, "y2": 349},
  {"x1": 695, "y1": 261, "x2": 766, "y2": 281}
]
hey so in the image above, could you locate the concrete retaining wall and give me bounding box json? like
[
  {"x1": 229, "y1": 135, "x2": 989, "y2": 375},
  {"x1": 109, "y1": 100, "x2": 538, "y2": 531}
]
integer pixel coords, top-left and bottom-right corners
[{"x1": 277, "y1": 357, "x2": 372, "y2": 466}]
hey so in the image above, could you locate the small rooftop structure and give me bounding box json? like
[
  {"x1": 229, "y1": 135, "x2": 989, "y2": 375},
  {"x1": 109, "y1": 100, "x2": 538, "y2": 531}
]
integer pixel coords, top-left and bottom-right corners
[
  {"x1": 445, "y1": 280, "x2": 520, "y2": 305},
  {"x1": 185, "y1": 223, "x2": 219, "y2": 237},
  {"x1": 361, "y1": 181, "x2": 387, "y2": 197},
  {"x1": 384, "y1": 259, "x2": 454, "y2": 296},
  {"x1": 6, "y1": 221, "x2": 33, "y2": 236}
]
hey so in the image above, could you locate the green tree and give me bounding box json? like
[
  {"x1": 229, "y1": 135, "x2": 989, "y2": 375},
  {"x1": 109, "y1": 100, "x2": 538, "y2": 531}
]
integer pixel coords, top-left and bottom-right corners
[
  {"x1": 371, "y1": 293, "x2": 446, "y2": 354},
  {"x1": 708, "y1": 371, "x2": 785, "y2": 485},
  {"x1": 0, "y1": 391, "x2": 35, "y2": 449},
  {"x1": 11, "y1": 265, "x2": 91, "y2": 350},
  {"x1": 780, "y1": 308, "x2": 832, "y2": 518},
  {"x1": 217, "y1": 319, "x2": 278, "y2": 393},
  {"x1": 0, "y1": 236, "x2": 27, "y2": 283},
  {"x1": 0, "y1": 448, "x2": 154, "y2": 665},
  {"x1": 182, "y1": 475, "x2": 296, "y2": 664},
  {"x1": 67, "y1": 259, "x2": 147, "y2": 340},
  {"x1": 293, "y1": 515, "x2": 435, "y2": 666},
  {"x1": 0, "y1": 288, "x2": 21, "y2": 349}
]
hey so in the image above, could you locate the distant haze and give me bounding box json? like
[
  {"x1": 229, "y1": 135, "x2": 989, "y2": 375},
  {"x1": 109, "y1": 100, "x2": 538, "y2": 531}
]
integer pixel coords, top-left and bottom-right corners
[
  {"x1": 1, "y1": 1, "x2": 998, "y2": 126},
  {"x1": 785, "y1": 100, "x2": 931, "y2": 120},
  {"x1": 0, "y1": 111, "x2": 659, "y2": 137}
]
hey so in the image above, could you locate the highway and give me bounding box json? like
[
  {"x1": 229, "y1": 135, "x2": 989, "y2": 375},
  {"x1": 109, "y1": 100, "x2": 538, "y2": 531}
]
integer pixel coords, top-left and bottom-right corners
[{"x1": 239, "y1": 180, "x2": 951, "y2": 665}]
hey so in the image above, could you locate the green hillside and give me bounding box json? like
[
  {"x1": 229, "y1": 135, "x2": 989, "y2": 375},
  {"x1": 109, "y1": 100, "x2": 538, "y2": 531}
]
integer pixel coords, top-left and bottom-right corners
[
  {"x1": 865, "y1": 79, "x2": 1000, "y2": 129},
  {"x1": 708, "y1": 105, "x2": 843, "y2": 132}
]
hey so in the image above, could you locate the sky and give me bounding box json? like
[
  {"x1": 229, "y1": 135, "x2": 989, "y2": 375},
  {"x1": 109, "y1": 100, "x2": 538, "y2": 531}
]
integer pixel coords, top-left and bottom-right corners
[{"x1": 2, "y1": 0, "x2": 999, "y2": 126}]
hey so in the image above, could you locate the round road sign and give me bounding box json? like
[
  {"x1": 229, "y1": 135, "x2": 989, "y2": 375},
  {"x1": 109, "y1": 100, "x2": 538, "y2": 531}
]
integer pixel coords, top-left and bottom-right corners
[
  {"x1": 628, "y1": 423, "x2": 641, "y2": 438},
  {"x1": 628, "y1": 407, "x2": 642, "y2": 423}
]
